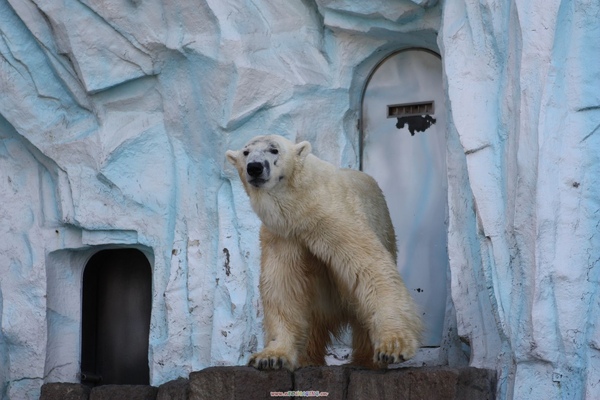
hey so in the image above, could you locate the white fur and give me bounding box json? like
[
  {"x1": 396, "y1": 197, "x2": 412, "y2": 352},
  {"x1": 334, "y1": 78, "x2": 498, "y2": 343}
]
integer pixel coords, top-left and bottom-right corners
[{"x1": 226, "y1": 135, "x2": 422, "y2": 370}]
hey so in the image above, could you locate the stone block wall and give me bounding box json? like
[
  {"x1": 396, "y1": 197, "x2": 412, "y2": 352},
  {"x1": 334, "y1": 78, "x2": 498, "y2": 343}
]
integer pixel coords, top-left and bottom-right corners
[{"x1": 40, "y1": 366, "x2": 496, "y2": 400}]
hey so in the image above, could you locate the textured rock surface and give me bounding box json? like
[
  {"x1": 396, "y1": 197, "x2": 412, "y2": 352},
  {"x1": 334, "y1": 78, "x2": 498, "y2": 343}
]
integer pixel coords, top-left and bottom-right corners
[
  {"x1": 0, "y1": 0, "x2": 598, "y2": 399},
  {"x1": 189, "y1": 366, "x2": 293, "y2": 400},
  {"x1": 89, "y1": 385, "x2": 158, "y2": 400},
  {"x1": 39, "y1": 383, "x2": 90, "y2": 400},
  {"x1": 440, "y1": 1, "x2": 600, "y2": 399},
  {"x1": 294, "y1": 366, "x2": 351, "y2": 400},
  {"x1": 156, "y1": 378, "x2": 189, "y2": 400},
  {"x1": 347, "y1": 368, "x2": 492, "y2": 400}
]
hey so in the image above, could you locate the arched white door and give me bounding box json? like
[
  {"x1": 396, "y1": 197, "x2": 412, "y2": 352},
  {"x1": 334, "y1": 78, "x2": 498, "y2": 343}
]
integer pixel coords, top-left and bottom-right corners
[{"x1": 361, "y1": 49, "x2": 448, "y2": 347}]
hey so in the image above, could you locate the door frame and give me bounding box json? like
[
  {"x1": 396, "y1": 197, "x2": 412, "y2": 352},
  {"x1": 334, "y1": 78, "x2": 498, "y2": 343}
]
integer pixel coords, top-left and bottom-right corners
[{"x1": 357, "y1": 47, "x2": 464, "y2": 367}]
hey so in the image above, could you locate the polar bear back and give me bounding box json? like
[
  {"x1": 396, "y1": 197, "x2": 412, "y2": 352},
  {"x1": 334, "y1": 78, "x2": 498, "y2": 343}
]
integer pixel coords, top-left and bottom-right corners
[{"x1": 338, "y1": 168, "x2": 398, "y2": 262}]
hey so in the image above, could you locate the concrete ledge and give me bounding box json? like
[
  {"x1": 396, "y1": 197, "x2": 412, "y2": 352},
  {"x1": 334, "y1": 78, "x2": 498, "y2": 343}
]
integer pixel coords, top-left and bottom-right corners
[{"x1": 40, "y1": 366, "x2": 496, "y2": 400}]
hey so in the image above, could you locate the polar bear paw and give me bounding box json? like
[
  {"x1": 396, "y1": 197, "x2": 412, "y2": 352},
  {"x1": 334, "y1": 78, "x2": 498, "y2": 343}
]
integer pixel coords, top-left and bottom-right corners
[
  {"x1": 248, "y1": 349, "x2": 297, "y2": 371},
  {"x1": 373, "y1": 333, "x2": 419, "y2": 365}
]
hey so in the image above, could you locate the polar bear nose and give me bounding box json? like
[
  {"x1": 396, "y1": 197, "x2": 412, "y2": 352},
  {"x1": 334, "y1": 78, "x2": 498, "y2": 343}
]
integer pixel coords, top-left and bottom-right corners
[{"x1": 247, "y1": 162, "x2": 264, "y2": 177}]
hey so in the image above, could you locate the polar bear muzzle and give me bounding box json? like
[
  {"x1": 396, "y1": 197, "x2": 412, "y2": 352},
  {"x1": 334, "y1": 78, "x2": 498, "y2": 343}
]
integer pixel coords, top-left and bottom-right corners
[{"x1": 246, "y1": 160, "x2": 271, "y2": 187}]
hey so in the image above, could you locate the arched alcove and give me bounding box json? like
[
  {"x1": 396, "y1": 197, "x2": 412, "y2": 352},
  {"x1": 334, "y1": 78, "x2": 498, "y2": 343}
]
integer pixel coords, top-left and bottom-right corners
[
  {"x1": 361, "y1": 49, "x2": 449, "y2": 349},
  {"x1": 80, "y1": 248, "x2": 152, "y2": 386}
]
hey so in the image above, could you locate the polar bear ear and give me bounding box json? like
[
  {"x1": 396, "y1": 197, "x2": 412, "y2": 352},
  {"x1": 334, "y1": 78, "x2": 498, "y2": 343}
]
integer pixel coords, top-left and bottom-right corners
[
  {"x1": 294, "y1": 141, "x2": 311, "y2": 161},
  {"x1": 226, "y1": 150, "x2": 238, "y2": 166}
]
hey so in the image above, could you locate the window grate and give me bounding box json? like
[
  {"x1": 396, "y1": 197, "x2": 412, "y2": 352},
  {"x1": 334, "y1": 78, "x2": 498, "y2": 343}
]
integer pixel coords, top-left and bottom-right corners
[{"x1": 387, "y1": 101, "x2": 434, "y2": 118}]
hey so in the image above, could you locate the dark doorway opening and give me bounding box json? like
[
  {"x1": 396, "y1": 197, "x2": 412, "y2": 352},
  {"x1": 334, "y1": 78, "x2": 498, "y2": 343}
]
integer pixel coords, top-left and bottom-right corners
[{"x1": 81, "y1": 248, "x2": 152, "y2": 386}]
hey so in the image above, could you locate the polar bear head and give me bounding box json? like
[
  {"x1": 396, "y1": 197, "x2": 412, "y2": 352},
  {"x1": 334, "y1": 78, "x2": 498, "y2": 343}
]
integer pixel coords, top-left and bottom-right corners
[{"x1": 226, "y1": 135, "x2": 311, "y2": 191}]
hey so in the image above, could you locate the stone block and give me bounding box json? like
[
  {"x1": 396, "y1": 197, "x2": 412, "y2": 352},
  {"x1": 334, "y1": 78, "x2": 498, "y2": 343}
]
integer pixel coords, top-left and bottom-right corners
[
  {"x1": 456, "y1": 367, "x2": 497, "y2": 400},
  {"x1": 157, "y1": 378, "x2": 190, "y2": 400},
  {"x1": 89, "y1": 385, "x2": 158, "y2": 400},
  {"x1": 293, "y1": 366, "x2": 352, "y2": 400},
  {"x1": 40, "y1": 383, "x2": 91, "y2": 400},
  {"x1": 405, "y1": 368, "x2": 459, "y2": 400},
  {"x1": 189, "y1": 366, "x2": 293, "y2": 400},
  {"x1": 347, "y1": 368, "x2": 458, "y2": 400},
  {"x1": 347, "y1": 367, "x2": 496, "y2": 400},
  {"x1": 348, "y1": 368, "x2": 411, "y2": 400}
]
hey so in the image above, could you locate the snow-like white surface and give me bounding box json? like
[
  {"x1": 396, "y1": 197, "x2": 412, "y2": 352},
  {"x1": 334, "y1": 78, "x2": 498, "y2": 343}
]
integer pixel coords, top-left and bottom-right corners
[{"x1": 0, "y1": 0, "x2": 598, "y2": 399}]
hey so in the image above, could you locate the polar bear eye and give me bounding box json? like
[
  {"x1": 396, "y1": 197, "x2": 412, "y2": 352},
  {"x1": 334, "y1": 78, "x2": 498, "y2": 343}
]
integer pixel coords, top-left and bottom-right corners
[
  {"x1": 269, "y1": 149, "x2": 279, "y2": 155},
  {"x1": 243, "y1": 150, "x2": 249, "y2": 156}
]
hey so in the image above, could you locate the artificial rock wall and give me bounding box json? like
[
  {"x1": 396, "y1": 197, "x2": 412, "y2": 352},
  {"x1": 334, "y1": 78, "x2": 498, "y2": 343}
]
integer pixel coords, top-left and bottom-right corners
[
  {"x1": 441, "y1": 1, "x2": 600, "y2": 399},
  {"x1": 0, "y1": 0, "x2": 598, "y2": 399}
]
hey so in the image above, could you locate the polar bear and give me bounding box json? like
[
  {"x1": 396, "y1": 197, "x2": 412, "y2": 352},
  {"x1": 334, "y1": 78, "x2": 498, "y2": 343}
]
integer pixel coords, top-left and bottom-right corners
[{"x1": 226, "y1": 135, "x2": 422, "y2": 370}]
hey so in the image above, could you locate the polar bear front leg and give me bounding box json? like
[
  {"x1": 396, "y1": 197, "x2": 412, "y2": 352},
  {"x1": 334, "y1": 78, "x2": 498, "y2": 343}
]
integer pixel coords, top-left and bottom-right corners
[
  {"x1": 248, "y1": 226, "x2": 313, "y2": 371},
  {"x1": 305, "y1": 218, "x2": 422, "y2": 366}
]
